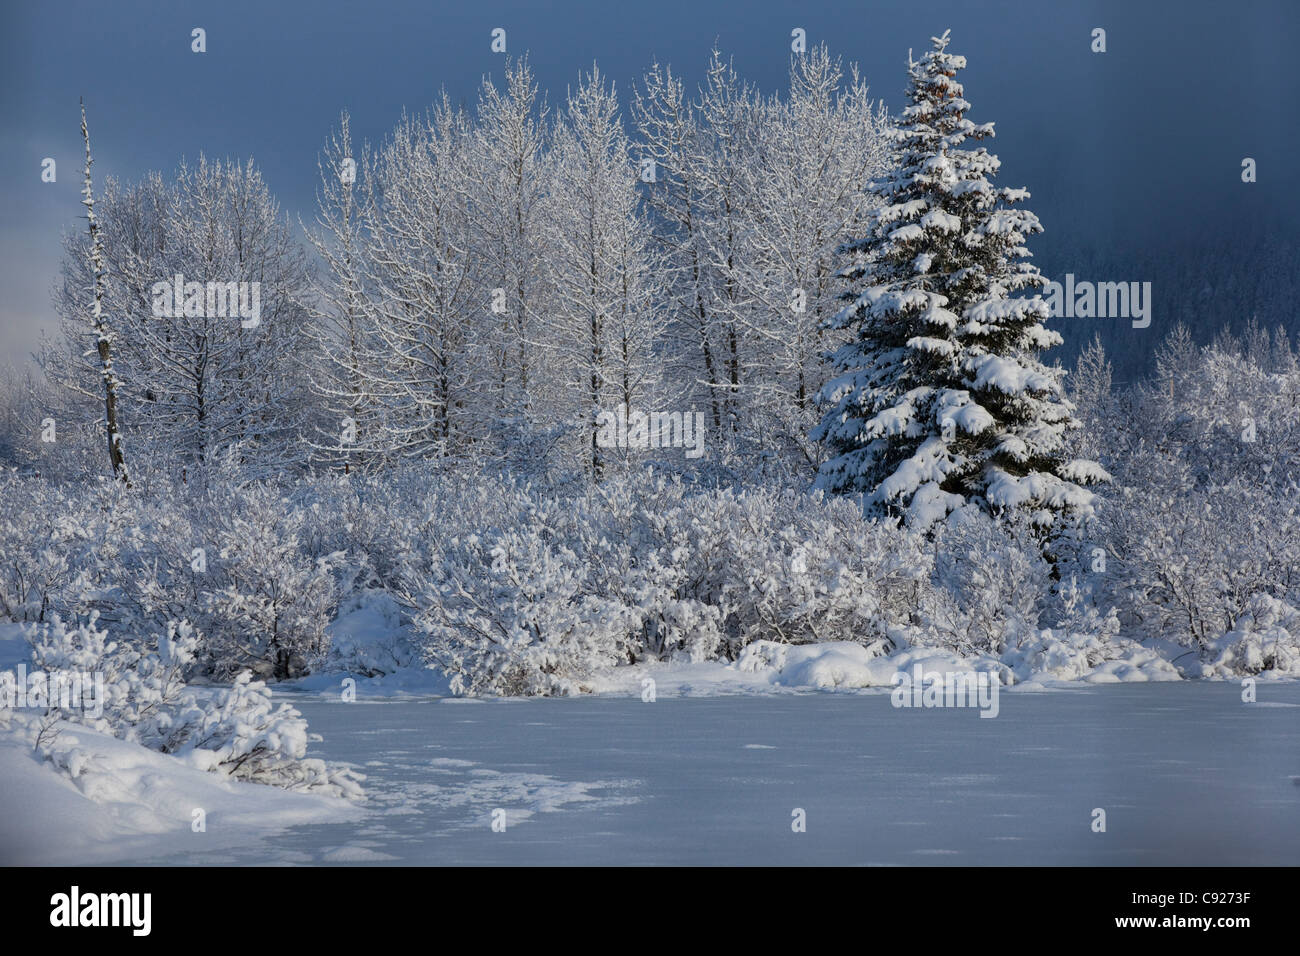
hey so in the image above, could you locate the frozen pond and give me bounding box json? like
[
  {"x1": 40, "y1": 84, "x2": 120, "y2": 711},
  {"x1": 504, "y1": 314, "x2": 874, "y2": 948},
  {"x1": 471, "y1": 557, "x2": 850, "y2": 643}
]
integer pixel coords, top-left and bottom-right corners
[{"x1": 138, "y1": 682, "x2": 1300, "y2": 865}]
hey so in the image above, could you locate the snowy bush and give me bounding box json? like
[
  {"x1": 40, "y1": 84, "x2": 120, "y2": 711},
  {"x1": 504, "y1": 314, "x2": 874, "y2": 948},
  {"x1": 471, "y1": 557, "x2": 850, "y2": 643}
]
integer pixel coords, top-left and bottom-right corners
[
  {"x1": 28, "y1": 613, "x2": 192, "y2": 745},
  {"x1": 0, "y1": 477, "x2": 83, "y2": 622},
  {"x1": 665, "y1": 486, "x2": 929, "y2": 659},
  {"x1": 169, "y1": 672, "x2": 362, "y2": 796},
  {"x1": 1082, "y1": 329, "x2": 1300, "y2": 653},
  {"x1": 400, "y1": 473, "x2": 931, "y2": 694},
  {"x1": 1102, "y1": 475, "x2": 1300, "y2": 651},
  {"x1": 922, "y1": 509, "x2": 1052, "y2": 656},
  {"x1": 1001, "y1": 577, "x2": 1177, "y2": 682},
  {"x1": 414, "y1": 529, "x2": 633, "y2": 696},
  {"x1": 0, "y1": 508, "x2": 74, "y2": 622},
  {"x1": 324, "y1": 589, "x2": 417, "y2": 676},
  {"x1": 11, "y1": 614, "x2": 362, "y2": 798},
  {"x1": 0, "y1": 476, "x2": 351, "y2": 681},
  {"x1": 203, "y1": 484, "x2": 344, "y2": 680},
  {"x1": 1194, "y1": 594, "x2": 1300, "y2": 678}
]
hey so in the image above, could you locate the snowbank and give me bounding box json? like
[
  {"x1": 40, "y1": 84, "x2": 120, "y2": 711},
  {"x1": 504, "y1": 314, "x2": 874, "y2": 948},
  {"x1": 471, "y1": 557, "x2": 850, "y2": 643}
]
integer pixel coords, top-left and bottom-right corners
[
  {"x1": 1002, "y1": 629, "x2": 1180, "y2": 683},
  {"x1": 584, "y1": 636, "x2": 1185, "y2": 698},
  {"x1": 735, "y1": 641, "x2": 1008, "y2": 689},
  {"x1": 0, "y1": 712, "x2": 361, "y2": 865},
  {"x1": 586, "y1": 642, "x2": 1002, "y2": 697},
  {"x1": 323, "y1": 590, "x2": 418, "y2": 677},
  {"x1": 1186, "y1": 594, "x2": 1300, "y2": 679}
]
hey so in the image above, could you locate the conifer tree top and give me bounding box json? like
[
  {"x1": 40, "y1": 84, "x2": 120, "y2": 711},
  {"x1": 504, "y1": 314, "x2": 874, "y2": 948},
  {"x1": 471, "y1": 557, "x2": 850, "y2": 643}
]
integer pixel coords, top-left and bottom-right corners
[{"x1": 813, "y1": 30, "x2": 1108, "y2": 528}]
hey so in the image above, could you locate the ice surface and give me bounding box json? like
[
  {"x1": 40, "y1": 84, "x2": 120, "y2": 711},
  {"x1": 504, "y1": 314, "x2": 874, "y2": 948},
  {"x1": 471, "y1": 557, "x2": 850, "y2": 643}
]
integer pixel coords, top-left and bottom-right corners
[{"x1": 16, "y1": 682, "x2": 1288, "y2": 866}]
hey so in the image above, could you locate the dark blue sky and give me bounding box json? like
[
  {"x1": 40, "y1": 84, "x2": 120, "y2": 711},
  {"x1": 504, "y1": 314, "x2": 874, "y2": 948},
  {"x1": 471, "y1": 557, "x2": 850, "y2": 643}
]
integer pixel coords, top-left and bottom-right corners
[{"x1": 3, "y1": 0, "x2": 1296, "y2": 360}]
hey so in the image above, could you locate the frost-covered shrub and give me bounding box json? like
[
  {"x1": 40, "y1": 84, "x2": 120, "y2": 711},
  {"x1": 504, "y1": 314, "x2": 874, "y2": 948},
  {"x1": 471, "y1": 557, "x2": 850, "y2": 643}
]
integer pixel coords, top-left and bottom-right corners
[
  {"x1": 1081, "y1": 329, "x2": 1300, "y2": 652},
  {"x1": 1001, "y1": 576, "x2": 1177, "y2": 682},
  {"x1": 1195, "y1": 594, "x2": 1300, "y2": 678},
  {"x1": 405, "y1": 478, "x2": 626, "y2": 694},
  {"x1": 28, "y1": 613, "x2": 193, "y2": 746},
  {"x1": 11, "y1": 614, "x2": 362, "y2": 798},
  {"x1": 127, "y1": 500, "x2": 205, "y2": 634},
  {"x1": 203, "y1": 484, "x2": 344, "y2": 680},
  {"x1": 171, "y1": 672, "x2": 362, "y2": 796},
  {"x1": 324, "y1": 589, "x2": 417, "y2": 676},
  {"x1": 922, "y1": 508, "x2": 1052, "y2": 655},
  {"x1": 402, "y1": 473, "x2": 932, "y2": 695},
  {"x1": 411, "y1": 527, "x2": 634, "y2": 696},
  {"x1": 0, "y1": 475, "x2": 352, "y2": 681},
  {"x1": 571, "y1": 477, "x2": 928, "y2": 662},
  {"x1": 1103, "y1": 475, "x2": 1300, "y2": 650},
  {"x1": 0, "y1": 513, "x2": 73, "y2": 622},
  {"x1": 1147, "y1": 335, "x2": 1300, "y2": 487},
  {"x1": 0, "y1": 477, "x2": 151, "y2": 627},
  {"x1": 0, "y1": 477, "x2": 82, "y2": 622},
  {"x1": 121, "y1": 482, "x2": 344, "y2": 680},
  {"x1": 291, "y1": 472, "x2": 426, "y2": 595},
  {"x1": 665, "y1": 486, "x2": 929, "y2": 659}
]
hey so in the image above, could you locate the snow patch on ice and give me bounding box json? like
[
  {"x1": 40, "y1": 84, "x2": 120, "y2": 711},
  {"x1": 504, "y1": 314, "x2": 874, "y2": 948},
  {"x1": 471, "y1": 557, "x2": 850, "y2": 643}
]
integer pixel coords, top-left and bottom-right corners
[{"x1": 0, "y1": 712, "x2": 360, "y2": 865}]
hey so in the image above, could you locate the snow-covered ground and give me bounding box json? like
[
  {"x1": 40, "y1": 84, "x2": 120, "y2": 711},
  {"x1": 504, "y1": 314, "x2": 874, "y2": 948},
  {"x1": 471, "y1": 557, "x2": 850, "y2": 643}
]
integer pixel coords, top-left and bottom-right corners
[
  {"x1": 7, "y1": 671, "x2": 1296, "y2": 865},
  {"x1": 0, "y1": 717, "x2": 361, "y2": 866},
  {"x1": 0, "y1": 622, "x2": 362, "y2": 865}
]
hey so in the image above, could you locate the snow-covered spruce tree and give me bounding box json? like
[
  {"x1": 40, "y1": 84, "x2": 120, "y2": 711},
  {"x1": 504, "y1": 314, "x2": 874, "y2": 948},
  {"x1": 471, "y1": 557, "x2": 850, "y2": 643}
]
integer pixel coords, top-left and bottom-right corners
[{"x1": 813, "y1": 31, "x2": 1106, "y2": 527}]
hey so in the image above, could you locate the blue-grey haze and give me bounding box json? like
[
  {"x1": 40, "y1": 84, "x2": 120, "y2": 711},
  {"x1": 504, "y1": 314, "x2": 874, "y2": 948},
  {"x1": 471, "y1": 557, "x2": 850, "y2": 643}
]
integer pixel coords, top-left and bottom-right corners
[{"x1": 3, "y1": 0, "x2": 1297, "y2": 381}]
